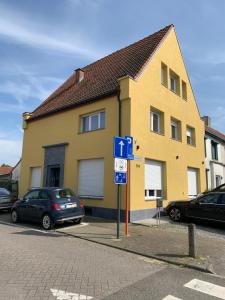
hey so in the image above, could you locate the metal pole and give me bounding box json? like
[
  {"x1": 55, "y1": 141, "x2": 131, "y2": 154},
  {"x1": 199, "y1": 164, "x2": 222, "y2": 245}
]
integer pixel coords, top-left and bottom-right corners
[
  {"x1": 117, "y1": 184, "x2": 121, "y2": 239},
  {"x1": 125, "y1": 160, "x2": 129, "y2": 237},
  {"x1": 188, "y1": 223, "x2": 197, "y2": 258}
]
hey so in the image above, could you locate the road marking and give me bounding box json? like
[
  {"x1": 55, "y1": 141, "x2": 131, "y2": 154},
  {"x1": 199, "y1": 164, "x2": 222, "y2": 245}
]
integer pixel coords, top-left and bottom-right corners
[
  {"x1": 184, "y1": 279, "x2": 225, "y2": 299},
  {"x1": 162, "y1": 295, "x2": 182, "y2": 300},
  {"x1": 50, "y1": 289, "x2": 93, "y2": 300}
]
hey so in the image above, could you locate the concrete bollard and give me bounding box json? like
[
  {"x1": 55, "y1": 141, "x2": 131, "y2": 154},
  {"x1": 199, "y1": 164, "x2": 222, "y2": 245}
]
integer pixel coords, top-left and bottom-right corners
[{"x1": 188, "y1": 223, "x2": 197, "y2": 258}]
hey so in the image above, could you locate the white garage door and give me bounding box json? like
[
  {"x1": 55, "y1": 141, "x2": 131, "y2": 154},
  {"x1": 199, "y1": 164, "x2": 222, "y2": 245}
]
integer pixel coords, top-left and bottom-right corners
[
  {"x1": 187, "y1": 168, "x2": 198, "y2": 198},
  {"x1": 78, "y1": 159, "x2": 104, "y2": 198},
  {"x1": 30, "y1": 167, "x2": 41, "y2": 188}
]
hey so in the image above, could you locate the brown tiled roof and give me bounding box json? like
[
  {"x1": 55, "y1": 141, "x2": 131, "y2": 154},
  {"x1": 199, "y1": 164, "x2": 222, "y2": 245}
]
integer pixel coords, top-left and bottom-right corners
[
  {"x1": 206, "y1": 126, "x2": 225, "y2": 143},
  {"x1": 29, "y1": 25, "x2": 173, "y2": 121},
  {"x1": 0, "y1": 167, "x2": 13, "y2": 175}
]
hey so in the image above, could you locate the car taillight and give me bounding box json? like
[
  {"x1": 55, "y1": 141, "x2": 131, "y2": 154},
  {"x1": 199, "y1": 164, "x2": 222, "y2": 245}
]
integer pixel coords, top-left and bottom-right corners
[
  {"x1": 52, "y1": 203, "x2": 61, "y2": 211},
  {"x1": 80, "y1": 200, "x2": 84, "y2": 208}
]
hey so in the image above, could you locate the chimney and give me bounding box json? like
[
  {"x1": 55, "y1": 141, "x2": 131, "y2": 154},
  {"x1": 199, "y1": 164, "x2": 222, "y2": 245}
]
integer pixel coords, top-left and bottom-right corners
[
  {"x1": 201, "y1": 116, "x2": 211, "y2": 127},
  {"x1": 75, "y1": 68, "x2": 84, "y2": 83}
]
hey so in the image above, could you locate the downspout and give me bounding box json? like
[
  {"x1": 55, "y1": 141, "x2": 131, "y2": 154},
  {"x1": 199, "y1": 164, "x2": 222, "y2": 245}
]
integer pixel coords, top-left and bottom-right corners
[{"x1": 117, "y1": 89, "x2": 121, "y2": 136}]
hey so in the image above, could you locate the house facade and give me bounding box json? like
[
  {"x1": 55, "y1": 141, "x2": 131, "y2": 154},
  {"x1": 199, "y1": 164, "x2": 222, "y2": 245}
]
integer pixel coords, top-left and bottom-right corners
[
  {"x1": 203, "y1": 116, "x2": 225, "y2": 190},
  {"x1": 20, "y1": 25, "x2": 206, "y2": 221}
]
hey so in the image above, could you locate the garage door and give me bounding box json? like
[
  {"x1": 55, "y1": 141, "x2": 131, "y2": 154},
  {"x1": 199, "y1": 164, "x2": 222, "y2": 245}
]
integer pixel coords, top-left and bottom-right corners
[
  {"x1": 187, "y1": 168, "x2": 198, "y2": 198},
  {"x1": 78, "y1": 159, "x2": 104, "y2": 198},
  {"x1": 30, "y1": 167, "x2": 41, "y2": 188},
  {"x1": 145, "y1": 160, "x2": 163, "y2": 199}
]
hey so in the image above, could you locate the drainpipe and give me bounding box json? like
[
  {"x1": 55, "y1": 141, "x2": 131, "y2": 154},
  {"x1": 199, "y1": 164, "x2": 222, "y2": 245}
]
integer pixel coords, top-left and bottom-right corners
[{"x1": 116, "y1": 90, "x2": 121, "y2": 239}]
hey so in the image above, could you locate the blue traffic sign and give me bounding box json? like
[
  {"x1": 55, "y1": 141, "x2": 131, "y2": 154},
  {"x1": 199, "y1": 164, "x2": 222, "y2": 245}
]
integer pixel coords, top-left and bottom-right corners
[
  {"x1": 114, "y1": 137, "x2": 128, "y2": 159},
  {"x1": 114, "y1": 172, "x2": 127, "y2": 184},
  {"x1": 125, "y1": 136, "x2": 134, "y2": 160}
]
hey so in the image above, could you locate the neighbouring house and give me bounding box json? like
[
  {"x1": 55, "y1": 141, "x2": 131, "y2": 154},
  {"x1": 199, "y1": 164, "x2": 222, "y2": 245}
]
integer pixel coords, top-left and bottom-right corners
[
  {"x1": 202, "y1": 116, "x2": 225, "y2": 191},
  {"x1": 0, "y1": 160, "x2": 21, "y2": 196},
  {"x1": 20, "y1": 24, "x2": 206, "y2": 221},
  {"x1": 0, "y1": 166, "x2": 13, "y2": 179}
]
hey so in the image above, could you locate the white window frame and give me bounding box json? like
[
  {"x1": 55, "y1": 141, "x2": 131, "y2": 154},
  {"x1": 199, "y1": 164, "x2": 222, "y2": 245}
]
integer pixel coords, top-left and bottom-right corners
[
  {"x1": 150, "y1": 111, "x2": 161, "y2": 133},
  {"x1": 145, "y1": 160, "x2": 163, "y2": 200},
  {"x1": 81, "y1": 111, "x2": 105, "y2": 132},
  {"x1": 171, "y1": 120, "x2": 178, "y2": 140},
  {"x1": 186, "y1": 127, "x2": 193, "y2": 145},
  {"x1": 170, "y1": 75, "x2": 177, "y2": 93}
]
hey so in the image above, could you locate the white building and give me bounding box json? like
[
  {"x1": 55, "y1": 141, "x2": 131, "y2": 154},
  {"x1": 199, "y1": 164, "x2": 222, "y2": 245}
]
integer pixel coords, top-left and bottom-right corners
[{"x1": 203, "y1": 116, "x2": 225, "y2": 191}]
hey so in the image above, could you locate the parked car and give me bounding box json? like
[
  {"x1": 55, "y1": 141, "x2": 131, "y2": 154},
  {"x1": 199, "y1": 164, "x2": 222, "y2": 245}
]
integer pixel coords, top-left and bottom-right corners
[
  {"x1": 0, "y1": 188, "x2": 16, "y2": 211},
  {"x1": 166, "y1": 192, "x2": 225, "y2": 223},
  {"x1": 11, "y1": 188, "x2": 85, "y2": 230}
]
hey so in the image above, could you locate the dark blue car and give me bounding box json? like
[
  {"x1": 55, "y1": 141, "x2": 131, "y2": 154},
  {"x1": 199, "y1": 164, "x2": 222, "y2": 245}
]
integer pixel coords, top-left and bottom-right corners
[{"x1": 11, "y1": 188, "x2": 85, "y2": 230}]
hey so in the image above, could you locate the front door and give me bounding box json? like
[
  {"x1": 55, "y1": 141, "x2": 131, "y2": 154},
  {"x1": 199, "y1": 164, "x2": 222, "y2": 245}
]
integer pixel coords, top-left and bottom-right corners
[{"x1": 47, "y1": 165, "x2": 60, "y2": 187}]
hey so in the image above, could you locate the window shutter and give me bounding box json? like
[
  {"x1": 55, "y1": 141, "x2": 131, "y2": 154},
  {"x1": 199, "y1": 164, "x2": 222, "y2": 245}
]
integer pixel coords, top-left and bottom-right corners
[
  {"x1": 78, "y1": 159, "x2": 104, "y2": 197},
  {"x1": 145, "y1": 160, "x2": 162, "y2": 190},
  {"x1": 30, "y1": 167, "x2": 41, "y2": 188}
]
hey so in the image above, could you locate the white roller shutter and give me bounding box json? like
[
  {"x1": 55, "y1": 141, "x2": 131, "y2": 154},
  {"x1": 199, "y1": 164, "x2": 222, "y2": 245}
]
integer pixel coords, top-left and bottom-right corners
[
  {"x1": 145, "y1": 160, "x2": 162, "y2": 190},
  {"x1": 78, "y1": 159, "x2": 104, "y2": 198},
  {"x1": 188, "y1": 168, "x2": 198, "y2": 198},
  {"x1": 30, "y1": 167, "x2": 41, "y2": 188}
]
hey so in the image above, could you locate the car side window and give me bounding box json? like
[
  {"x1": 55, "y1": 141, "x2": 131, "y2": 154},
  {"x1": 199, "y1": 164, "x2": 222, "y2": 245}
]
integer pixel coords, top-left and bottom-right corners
[
  {"x1": 39, "y1": 191, "x2": 50, "y2": 200},
  {"x1": 218, "y1": 194, "x2": 225, "y2": 205},
  {"x1": 24, "y1": 190, "x2": 40, "y2": 200},
  {"x1": 199, "y1": 194, "x2": 219, "y2": 204}
]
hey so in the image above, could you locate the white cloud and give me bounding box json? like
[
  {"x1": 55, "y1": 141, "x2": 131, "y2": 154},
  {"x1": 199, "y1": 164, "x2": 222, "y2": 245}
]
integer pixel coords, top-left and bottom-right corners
[
  {"x1": 0, "y1": 139, "x2": 22, "y2": 166},
  {"x1": 0, "y1": 3, "x2": 103, "y2": 60}
]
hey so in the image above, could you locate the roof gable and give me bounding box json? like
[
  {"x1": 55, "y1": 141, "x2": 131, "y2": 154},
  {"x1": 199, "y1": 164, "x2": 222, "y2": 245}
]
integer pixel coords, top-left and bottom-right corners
[{"x1": 29, "y1": 25, "x2": 173, "y2": 121}]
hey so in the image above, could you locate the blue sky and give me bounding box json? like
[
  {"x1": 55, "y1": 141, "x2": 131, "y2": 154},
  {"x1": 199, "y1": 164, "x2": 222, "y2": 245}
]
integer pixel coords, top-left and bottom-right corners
[{"x1": 1, "y1": 0, "x2": 225, "y2": 165}]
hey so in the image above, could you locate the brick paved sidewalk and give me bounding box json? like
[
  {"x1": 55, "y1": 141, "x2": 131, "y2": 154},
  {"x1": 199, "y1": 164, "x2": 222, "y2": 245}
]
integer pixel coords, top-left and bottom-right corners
[{"x1": 56, "y1": 216, "x2": 225, "y2": 277}]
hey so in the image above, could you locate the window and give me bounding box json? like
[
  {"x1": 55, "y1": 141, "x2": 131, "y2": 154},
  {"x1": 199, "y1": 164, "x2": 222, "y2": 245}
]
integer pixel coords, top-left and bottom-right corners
[
  {"x1": 30, "y1": 167, "x2": 41, "y2": 188},
  {"x1": 211, "y1": 141, "x2": 218, "y2": 160},
  {"x1": 215, "y1": 175, "x2": 222, "y2": 187},
  {"x1": 187, "y1": 168, "x2": 198, "y2": 198},
  {"x1": 78, "y1": 159, "x2": 104, "y2": 198},
  {"x1": 186, "y1": 126, "x2": 195, "y2": 145},
  {"x1": 171, "y1": 118, "x2": 181, "y2": 141},
  {"x1": 24, "y1": 190, "x2": 40, "y2": 200},
  {"x1": 81, "y1": 111, "x2": 105, "y2": 132},
  {"x1": 150, "y1": 108, "x2": 164, "y2": 134},
  {"x1": 145, "y1": 160, "x2": 163, "y2": 200},
  {"x1": 161, "y1": 63, "x2": 168, "y2": 87},
  {"x1": 182, "y1": 80, "x2": 187, "y2": 100},
  {"x1": 169, "y1": 70, "x2": 180, "y2": 95}
]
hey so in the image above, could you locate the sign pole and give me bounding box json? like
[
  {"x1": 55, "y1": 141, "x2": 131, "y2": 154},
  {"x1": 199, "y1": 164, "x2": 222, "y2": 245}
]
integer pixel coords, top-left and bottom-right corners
[
  {"x1": 117, "y1": 184, "x2": 120, "y2": 239},
  {"x1": 125, "y1": 160, "x2": 129, "y2": 237}
]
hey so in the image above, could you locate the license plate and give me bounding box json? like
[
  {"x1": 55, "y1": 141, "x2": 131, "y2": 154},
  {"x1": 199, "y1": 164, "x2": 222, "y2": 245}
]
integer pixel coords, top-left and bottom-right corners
[{"x1": 65, "y1": 203, "x2": 77, "y2": 209}]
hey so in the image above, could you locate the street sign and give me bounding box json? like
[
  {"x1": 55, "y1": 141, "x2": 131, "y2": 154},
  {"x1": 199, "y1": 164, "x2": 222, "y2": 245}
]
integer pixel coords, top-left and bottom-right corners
[
  {"x1": 114, "y1": 172, "x2": 127, "y2": 184},
  {"x1": 125, "y1": 136, "x2": 134, "y2": 160},
  {"x1": 114, "y1": 137, "x2": 128, "y2": 159},
  {"x1": 114, "y1": 158, "x2": 127, "y2": 172}
]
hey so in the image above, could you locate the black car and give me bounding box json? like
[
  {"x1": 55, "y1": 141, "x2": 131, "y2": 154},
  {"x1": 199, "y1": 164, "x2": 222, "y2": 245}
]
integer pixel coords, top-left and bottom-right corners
[
  {"x1": 11, "y1": 188, "x2": 85, "y2": 230},
  {"x1": 166, "y1": 192, "x2": 225, "y2": 223},
  {"x1": 0, "y1": 188, "x2": 15, "y2": 211}
]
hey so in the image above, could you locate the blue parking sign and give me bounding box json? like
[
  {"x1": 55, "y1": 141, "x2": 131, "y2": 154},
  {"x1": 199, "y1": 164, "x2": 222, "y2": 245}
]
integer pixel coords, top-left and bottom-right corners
[
  {"x1": 125, "y1": 136, "x2": 134, "y2": 160},
  {"x1": 114, "y1": 137, "x2": 128, "y2": 159},
  {"x1": 114, "y1": 172, "x2": 127, "y2": 184}
]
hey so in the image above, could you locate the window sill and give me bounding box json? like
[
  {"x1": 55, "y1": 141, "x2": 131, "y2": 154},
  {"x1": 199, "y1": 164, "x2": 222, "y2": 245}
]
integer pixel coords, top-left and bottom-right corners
[
  {"x1": 145, "y1": 197, "x2": 162, "y2": 201},
  {"x1": 78, "y1": 127, "x2": 105, "y2": 135},
  {"x1": 161, "y1": 82, "x2": 168, "y2": 88},
  {"x1": 79, "y1": 196, "x2": 104, "y2": 200},
  {"x1": 170, "y1": 138, "x2": 182, "y2": 143},
  {"x1": 187, "y1": 143, "x2": 196, "y2": 148},
  {"x1": 169, "y1": 89, "x2": 180, "y2": 97},
  {"x1": 150, "y1": 130, "x2": 164, "y2": 136}
]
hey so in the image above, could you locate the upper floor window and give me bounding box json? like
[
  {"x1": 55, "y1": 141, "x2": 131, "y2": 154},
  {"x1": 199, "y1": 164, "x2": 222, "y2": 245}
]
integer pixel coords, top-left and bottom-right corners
[
  {"x1": 171, "y1": 118, "x2": 181, "y2": 141},
  {"x1": 182, "y1": 80, "x2": 187, "y2": 100},
  {"x1": 186, "y1": 126, "x2": 195, "y2": 146},
  {"x1": 150, "y1": 108, "x2": 164, "y2": 134},
  {"x1": 169, "y1": 70, "x2": 180, "y2": 95},
  {"x1": 211, "y1": 141, "x2": 218, "y2": 160},
  {"x1": 161, "y1": 63, "x2": 168, "y2": 87},
  {"x1": 81, "y1": 111, "x2": 105, "y2": 133}
]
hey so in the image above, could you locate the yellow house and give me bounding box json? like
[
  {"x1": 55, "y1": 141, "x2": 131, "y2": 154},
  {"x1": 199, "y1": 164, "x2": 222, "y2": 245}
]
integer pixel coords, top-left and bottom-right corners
[{"x1": 20, "y1": 24, "x2": 206, "y2": 221}]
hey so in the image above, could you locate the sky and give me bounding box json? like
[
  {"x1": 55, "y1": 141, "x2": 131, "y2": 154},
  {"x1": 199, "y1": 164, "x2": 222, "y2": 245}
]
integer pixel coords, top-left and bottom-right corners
[{"x1": 1, "y1": 0, "x2": 225, "y2": 166}]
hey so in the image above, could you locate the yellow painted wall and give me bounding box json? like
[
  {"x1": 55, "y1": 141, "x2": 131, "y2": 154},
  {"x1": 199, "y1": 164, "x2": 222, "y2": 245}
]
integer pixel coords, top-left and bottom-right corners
[{"x1": 127, "y1": 27, "x2": 206, "y2": 211}]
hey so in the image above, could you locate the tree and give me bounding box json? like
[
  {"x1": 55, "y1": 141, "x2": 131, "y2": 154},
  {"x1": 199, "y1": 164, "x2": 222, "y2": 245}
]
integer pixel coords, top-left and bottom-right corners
[{"x1": 1, "y1": 164, "x2": 12, "y2": 167}]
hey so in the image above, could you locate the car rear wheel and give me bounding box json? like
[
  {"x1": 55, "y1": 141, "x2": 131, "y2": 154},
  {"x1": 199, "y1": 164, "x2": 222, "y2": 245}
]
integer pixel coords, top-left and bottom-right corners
[
  {"x1": 11, "y1": 210, "x2": 19, "y2": 223},
  {"x1": 169, "y1": 207, "x2": 182, "y2": 222},
  {"x1": 42, "y1": 214, "x2": 53, "y2": 230},
  {"x1": 73, "y1": 218, "x2": 82, "y2": 224}
]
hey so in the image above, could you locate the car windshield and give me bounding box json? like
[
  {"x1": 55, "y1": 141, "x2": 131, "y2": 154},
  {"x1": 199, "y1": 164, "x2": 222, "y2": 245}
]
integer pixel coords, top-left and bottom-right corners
[
  {"x1": 54, "y1": 189, "x2": 75, "y2": 199},
  {"x1": 0, "y1": 188, "x2": 10, "y2": 196}
]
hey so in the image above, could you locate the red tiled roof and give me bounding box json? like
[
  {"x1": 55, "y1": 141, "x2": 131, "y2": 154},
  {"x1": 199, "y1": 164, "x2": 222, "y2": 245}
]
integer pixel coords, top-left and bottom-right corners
[
  {"x1": 29, "y1": 24, "x2": 173, "y2": 121},
  {"x1": 206, "y1": 126, "x2": 225, "y2": 142},
  {"x1": 0, "y1": 167, "x2": 13, "y2": 175}
]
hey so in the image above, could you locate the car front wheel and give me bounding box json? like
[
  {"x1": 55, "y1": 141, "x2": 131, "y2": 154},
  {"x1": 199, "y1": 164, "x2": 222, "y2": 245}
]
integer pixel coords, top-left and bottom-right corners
[
  {"x1": 42, "y1": 214, "x2": 53, "y2": 230},
  {"x1": 168, "y1": 207, "x2": 182, "y2": 222},
  {"x1": 11, "y1": 210, "x2": 19, "y2": 223}
]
